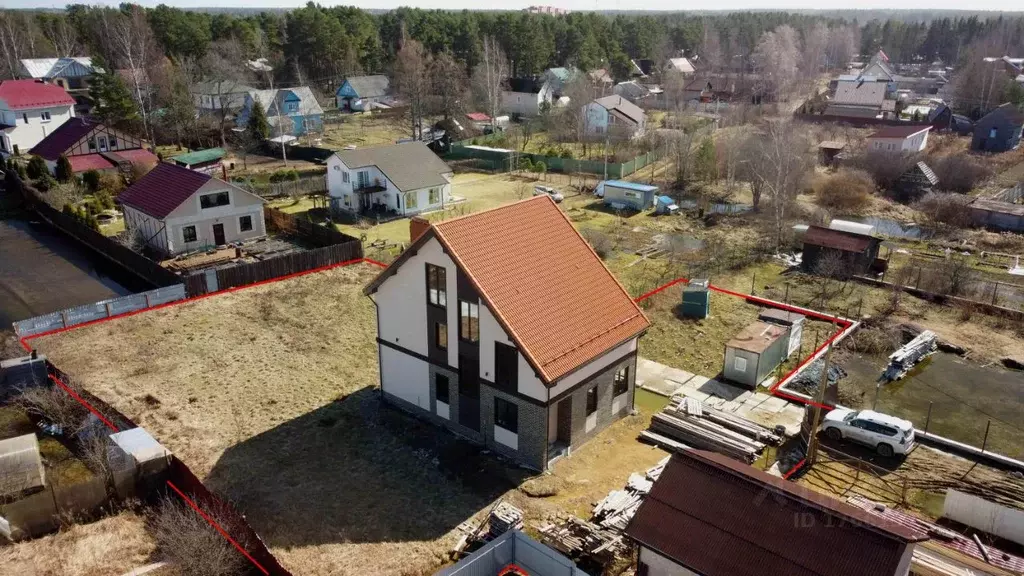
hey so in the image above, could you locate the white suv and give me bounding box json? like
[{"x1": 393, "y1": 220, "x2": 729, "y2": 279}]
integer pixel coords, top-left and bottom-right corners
[{"x1": 821, "y1": 409, "x2": 915, "y2": 457}]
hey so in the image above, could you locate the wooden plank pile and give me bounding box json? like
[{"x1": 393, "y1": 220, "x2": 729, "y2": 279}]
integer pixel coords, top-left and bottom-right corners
[
  {"x1": 488, "y1": 501, "x2": 524, "y2": 537},
  {"x1": 641, "y1": 397, "x2": 781, "y2": 464},
  {"x1": 538, "y1": 516, "x2": 626, "y2": 561},
  {"x1": 590, "y1": 456, "x2": 668, "y2": 531}
]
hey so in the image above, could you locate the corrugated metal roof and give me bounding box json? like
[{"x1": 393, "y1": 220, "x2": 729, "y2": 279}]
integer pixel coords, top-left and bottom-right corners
[
  {"x1": 68, "y1": 154, "x2": 115, "y2": 172},
  {"x1": 20, "y1": 57, "x2": 96, "y2": 79},
  {"x1": 30, "y1": 117, "x2": 101, "y2": 160},
  {"x1": 603, "y1": 180, "x2": 658, "y2": 192},
  {"x1": 0, "y1": 79, "x2": 75, "y2": 110},
  {"x1": 118, "y1": 162, "x2": 212, "y2": 219},
  {"x1": 625, "y1": 451, "x2": 923, "y2": 576},
  {"x1": 869, "y1": 124, "x2": 931, "y2": 139},
  {"x1": 248, "y1": 86, "x2": 324, "y2": 118},
  {"x1": 803, "y1": 225, "x2": 876, "y2": 253},
  {"x1": 366, "y1": 196, "x2": 650, "y2": 384},
  {"x1": 335, "y1": 141, "x2": 451, "y2": 193},
  {"x1": 834, "y1": 80, "x2": 887, "y2": 106},
  {"x1": 593, "y1": 95, "x2": 645, "y2": 125},
  {"x1": 847, "y1": 496, "x2": 1024, "y2": 574},
  {"x1": 171, "y1": 147, "x2": 226, "y2": 166}
]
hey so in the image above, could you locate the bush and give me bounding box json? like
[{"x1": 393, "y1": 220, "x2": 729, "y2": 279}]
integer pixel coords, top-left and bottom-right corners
[
  {"x1": 518, "y1": 157, "x2": 533, "y2": 172},
  {"x1": 26, "y1": 155, "x2": 48, "y2": 180},
  {"x1": 95, "y1": 191, "x2": 115, "y2": 210},
  {"x1": 581, "y1": 228, "x2": 613, "y2": 259},
  {"x1": 34, "y1": 174, "x2": 55, "y2": 191},
  {"x1": 82, "y1": 170, "x2": 101, "y2": 192},
  {"x1": 533, "y1": 160, "x2": 547, "y2": 173},
  {"x1": 813, "y1": 168, "x2": 874, "y2": 211},
  {"x1": 928, "y1": 154, "x2": 993, "y2": 193},
  {"x1": 847, "y1": 151, "x2": 917, "y2": 191},
  {"x1": 269, "y1": 168, "x2": 300, "y2": 183},
  {"x1": 55, "y1": 155, "x2": 74, "y2": 182},
  {"x1": 914, "y1": 191, "x2": 972, "y2": 227},
  {"x1": 560, "y1": 149, "x2": 573, "y2": 159},
  {"x1": 150, "y1": 498, "x2": 249, "y2": 576}
]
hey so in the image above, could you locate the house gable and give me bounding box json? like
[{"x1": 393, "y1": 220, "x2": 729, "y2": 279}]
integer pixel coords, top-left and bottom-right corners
[{"x1": 164, "y1": 178, "x2": 264, "y2": 221}]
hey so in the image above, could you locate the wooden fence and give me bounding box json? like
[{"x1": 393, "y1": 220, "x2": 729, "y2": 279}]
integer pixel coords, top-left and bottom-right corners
[
  {"x1": 183, "y1": 208, "x2": 362, "y2": 296},
  {"x1": 22, "y1": 187, "x2": 181, "y2": 290},
  {"x1": 42, "y1": 360, "x2": 293, "y2": 575},
  {"x1": 793, "y1": 112, "x2": 935, "y2": 130}
]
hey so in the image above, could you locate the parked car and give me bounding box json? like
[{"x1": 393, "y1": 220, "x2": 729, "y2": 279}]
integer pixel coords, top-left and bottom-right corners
[
  {"x1": 821, "y1": 409, "x2": 915, "y2": 457},
  {"x1": 533, "y1": 185, "x2": 564, "y2": 203}
]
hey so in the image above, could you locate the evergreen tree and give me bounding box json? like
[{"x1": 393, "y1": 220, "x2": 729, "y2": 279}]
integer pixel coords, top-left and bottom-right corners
[
  {"x1": 694, "y1": 137, "x2": 718, "y2": 182},
  {"x1": 55, "y1": 155, "x2": 74, "y2": 182},
  {"x1": 26, "y1": 156, "x2": 48, "y2": 180},
  {"x1": 88, "y1": 57, "x2": 139, "y2": 128},
  {"x1": 247, "y1": 99, "x2": 270, "y2": 141}
]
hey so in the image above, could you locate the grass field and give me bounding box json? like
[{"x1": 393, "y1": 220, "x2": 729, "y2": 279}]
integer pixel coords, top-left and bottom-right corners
[
  {"x1": 0, "y1": 510, "x2": 158, "y2": 576},
  {"x1": 30, "y1": 262, "x2": 672, "y2": 576}
]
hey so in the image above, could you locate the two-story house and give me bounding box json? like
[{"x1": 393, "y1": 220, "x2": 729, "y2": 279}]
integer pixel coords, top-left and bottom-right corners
[
  {"x1": 326, "y1": 141, "x2": 453, "y2": 217},
  {"x1": 118, "y1": 163, "x2": 266, "y2": 256},
  {"x1": 29, "y1": 117, "x2": 157, "y2": 175},
  {"x1": 501, "y1": 78, "x2": 554, "y2": 117},
  {"x1": 581, "y1": 95, "x2": 646, "y2": 139},
  {"x1": 236, "y1": 87, "x2": 324, "y2": 137},
  {"x1": 191, "y1": 80, "x2": 255, "y2": 114},
  {"x1": 867, "y1": 125, "x2": 931, "y2": 154},
  {"x1": 0, "y1": 79, "x2": 76, "y2": 156},
  {"x1": 19, "y1": 57, "x2": 99, "y2": 115},
  {"x1": 364, "y1": 196, "x2": 651, "y2": 470}
]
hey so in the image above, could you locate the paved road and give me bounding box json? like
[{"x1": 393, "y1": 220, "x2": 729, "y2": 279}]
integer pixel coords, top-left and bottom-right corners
[{"x1": 0, "y1": 219, "x2": 129, "y2": 327}]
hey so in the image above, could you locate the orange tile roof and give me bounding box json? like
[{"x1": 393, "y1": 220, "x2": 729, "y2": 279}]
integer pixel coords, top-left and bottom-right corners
[{"x1": 367, "y1": 196, "x2": 649, "y2": 384}]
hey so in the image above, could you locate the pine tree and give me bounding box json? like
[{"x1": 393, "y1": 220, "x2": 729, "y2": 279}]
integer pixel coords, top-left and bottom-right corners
[
  {"x1": 88, "y1": 57, "x2": 139, "y2": 128},
  {"x1": 55, "y1": 155, "x2": 74, "y2": 182},
  {"x1": 247, "y1": 100, "x2": 270, "y2": 141}
]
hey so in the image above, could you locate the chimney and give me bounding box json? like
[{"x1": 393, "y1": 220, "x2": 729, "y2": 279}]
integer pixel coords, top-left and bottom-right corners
[{"x1": 409, "y1": 216, "x2": 431, "y2": 242}]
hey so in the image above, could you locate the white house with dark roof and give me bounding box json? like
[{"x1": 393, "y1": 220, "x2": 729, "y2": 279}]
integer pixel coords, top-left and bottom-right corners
[
  {"x1": 868, "y1": 125, "x2": 931, "y2": 154},
  {"x1": 363, "y1": 196, "x2": 650, "y2": 470},
  {"x1": 118, "y1": 163, "x2": 266, "y2": 256},
  {"x1": 326, "y1": 141, "x2": 453, "y2": 216},
  {"x1": 582, "y1": 95, "x2": 646, "y2": 139}
]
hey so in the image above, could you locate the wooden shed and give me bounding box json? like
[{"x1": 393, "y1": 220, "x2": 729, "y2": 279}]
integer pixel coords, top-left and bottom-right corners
[
  {"x1": 723, "y1": 321, "x2": 789, "y2": 389},
  {"x1": 801, "y1": 225, "x2": 883, "y2": 278}
]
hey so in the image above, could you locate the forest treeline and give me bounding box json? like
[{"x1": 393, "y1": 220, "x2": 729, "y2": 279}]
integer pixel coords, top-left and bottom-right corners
[{"x1": 2, "y1": 5, "x2": 1024, "y2": 90}]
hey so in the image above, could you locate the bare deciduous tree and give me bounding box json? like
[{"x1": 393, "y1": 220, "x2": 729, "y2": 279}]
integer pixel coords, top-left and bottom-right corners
[
  {"x1": 825, "y1": 25, "x2": 859, "y2": 71},
  {"x1": 431, "y1": 50, "x2": 467, "y2": 121},
  {"x1": 801, "y1": 23, "x2": 830, "y2": 81},
  {"x1": 471, "y1": 36, "x2": 507, "y2": 130},
  {"x1": 38, "y1": 15, "x2": 79, "y2": 58},
  {"x1": 14, "y1": 379, "x2": 89, "y2": 436},
  {"x1": 738, "y1": 120, "x2": 812, "y2": 249},
  {"x1": 103, "y1": 6, "x2": 159, "y2": 147},
  {"x1": 0, "y1": 12, "x2": 38, "y2": 78},
  {"x1": 753, "y1": 25, "x2": 802, "y2": 102},
  {"x1": 392, "y1": 36, "x2": 431, "y2": 140}
]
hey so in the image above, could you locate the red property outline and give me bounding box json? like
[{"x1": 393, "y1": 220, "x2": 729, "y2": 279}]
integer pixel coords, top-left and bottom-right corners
[
  {"x1": 18, "y1": 257, "x2": 388, "y2": 576},
  {"x1": 15, "y1": 260, "x2": 837, "y2": 573}
]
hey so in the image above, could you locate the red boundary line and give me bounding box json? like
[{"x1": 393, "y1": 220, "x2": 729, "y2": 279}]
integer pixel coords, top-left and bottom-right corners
[
  {"x1": 634, "y1": 278, "x2": 853, "y2": 414},
  {"x1": 783, "y1": 458, "x2": 807, "y2": 479},
  {"x1": 17, "y1": 257, "x2": 387, "y2": 576},
  {"x1": 167, "y1": 480, "x2": 271, "y2": 576}
]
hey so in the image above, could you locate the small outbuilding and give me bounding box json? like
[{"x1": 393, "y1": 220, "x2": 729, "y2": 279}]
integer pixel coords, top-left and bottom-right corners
[
  {"x1": 801, "y1": 225, "x2": 883, "y2": 278},
  {"x1": 681, "y1": 279, "x2": 710, "y2": 319},
  {"x1": 169, "y1": 147, "x2": 226, "y2": 175},
  {"x1": 968, "y1": 197, "x2": 1024, "y2": 233},
  {"x1": 723, "y1": 321, "x2": 789, "y2": 389},
  {"x1": 757, "y1": 308, "x2": 805, "y2": 358},
  {"x1": 0, "y1": 434, "x2": 45, "y2": 499},
  {"x1": 597, "y1": 180, "x2": 658, "y2": 211},
  {"x1": 818, "y1": 141, "x2": 846, "y2": 167},
  {"x1": 972, "y1": 102, "x2": 1024, "y2": 153},
  {"x1": 893, "y1": 161, "x2": 939, "y2": 202}
]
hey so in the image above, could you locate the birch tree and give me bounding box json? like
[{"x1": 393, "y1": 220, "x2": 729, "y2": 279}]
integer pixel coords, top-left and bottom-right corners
[
  {"x1": 0, "y1": 12, "x2": 38, "y2": 78},
  {"x1": 104, "y1": 6, "x2": 158, "y2": 147},
  {"x1": 392, "y1": 36, "x2": 431, "y2": 140},
  {"x1": 753, "y1": 25, "x2": 801, "y2": 102},
  {"x1": 471, "y1": 36, "x2": 507, "y2": 128},
  {"x1": 38, "y1": 13, "x2": 79, "y2": 58},
  {"x1": 742, "y1": 120, "x2": 811, "y2": 250}
]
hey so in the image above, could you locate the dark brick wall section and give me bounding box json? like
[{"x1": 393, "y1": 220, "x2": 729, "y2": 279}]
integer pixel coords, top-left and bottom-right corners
[
  {"x1": 568, "y1": 354, "x2": 636, "y2": 449},
  {"x1": 480, "y1": 385, "x2": 547, "y2": 470}
]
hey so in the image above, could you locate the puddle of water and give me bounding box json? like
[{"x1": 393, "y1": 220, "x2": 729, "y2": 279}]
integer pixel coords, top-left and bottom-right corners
[
  {"x1": 676, "y1": 198, "x2": 752, "y2": 215},
  {"x1": 839, "y1": 351, "x2": 1024, "y2": 459},
  {"x1": 847, "y1": 216, "x2": 935, "y2": 240}
]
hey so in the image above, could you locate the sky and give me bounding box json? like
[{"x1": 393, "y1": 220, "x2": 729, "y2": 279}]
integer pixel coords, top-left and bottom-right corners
[{"x1": 9, "y1": 0, "x2": 1024, "y2": 12}]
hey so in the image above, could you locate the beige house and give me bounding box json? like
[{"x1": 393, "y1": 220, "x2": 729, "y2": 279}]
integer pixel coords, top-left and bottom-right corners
[{"x1": 119, "y1": 163, "x2": 266, "y2": 256}]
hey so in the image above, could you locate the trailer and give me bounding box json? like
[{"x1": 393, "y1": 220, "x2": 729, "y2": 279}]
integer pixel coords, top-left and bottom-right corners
[{"x1": 596, "y1": 180, "x2": 658, "y2": 211}]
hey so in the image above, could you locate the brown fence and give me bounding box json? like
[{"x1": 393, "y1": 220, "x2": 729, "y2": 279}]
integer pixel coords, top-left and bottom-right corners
[
  {"x1": 42, "y1": 360, "x2": 293, "y2": 576},
  {"x1": 183, "y1": 208, "x2": 362, "y2": 297},
  {"x1": 793, "y1": 113, "x2": 935, "y2": 130},
  {"x1": 21, "y1": 188, "x2": 181, "y2": 289}
]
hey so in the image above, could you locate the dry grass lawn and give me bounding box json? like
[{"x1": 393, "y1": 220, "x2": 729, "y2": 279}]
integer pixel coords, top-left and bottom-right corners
[
  {"x1": 0, "y1": 510, "x2": 158, "y2": 576},
  {"x1": 30, "y1": 262, "x2": 672, "y2": 576}
]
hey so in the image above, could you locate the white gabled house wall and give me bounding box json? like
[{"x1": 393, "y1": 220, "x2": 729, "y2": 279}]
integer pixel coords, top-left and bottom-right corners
[
  {"x1": 0, "y1": 104, "x2": 75, "y2": 154},
  {"x1": 869, "y1": 130, "x2": 929, "y2": 154},
  {"x1": 123, "y1": 180, "x2": 266, "y2": 256},
  {"x1": 325, "y1": 153, "x2": 451, "y2": 216}
]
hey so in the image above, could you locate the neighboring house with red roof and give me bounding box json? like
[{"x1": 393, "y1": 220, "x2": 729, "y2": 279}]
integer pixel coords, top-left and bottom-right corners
[
  {"x1": 624, "y1": 451, "x2": 925, "y2": 576},
  {"x1": 868, "y1": 124, "x2": 931, "y2": 154},
  {"x1": 118, "y1": 163, "x2": 266, "y2": 256},
  {"x1": 0, "y1": 79, "x2": 76, "y2": 156},
  {"x1": 363, "y1": 196, "x2": 651, "y2": 470},
  {"x1": 29, "y1": 117, "x2": 157, "y2": 175}
]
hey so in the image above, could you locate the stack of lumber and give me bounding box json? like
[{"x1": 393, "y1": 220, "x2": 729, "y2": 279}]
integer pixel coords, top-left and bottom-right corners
[
  {"x1": 641, "y1": 397, "x2": 778, "y2": 463},
  {"x1": 538, "y1": 517, "x2": 626, "y2": 560},
  {"x1": 488, "y1": 502, "x2": 524, "y2": 537},
  {"x1": 645, "y1": 456, "x2": 670, "y2": 482},
  {"x1": 883, "y1": 330, "x2": 938, "y2": 381},
  {"x1": 592, "y1": 486, "x2": 644, "y2": 531}
]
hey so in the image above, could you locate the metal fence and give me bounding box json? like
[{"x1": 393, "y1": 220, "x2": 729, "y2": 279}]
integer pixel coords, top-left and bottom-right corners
[
  {"x1": 13, "y1": 285, "x2": 186, "y2": 337},
  {"x1": 446, "y1": 136, "x2": 664, "y2": 179}
]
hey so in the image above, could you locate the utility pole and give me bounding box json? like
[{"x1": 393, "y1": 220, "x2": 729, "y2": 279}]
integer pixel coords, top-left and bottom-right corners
[{"x1": 806, "y1": 329, "x2": 834, "y2": 465}]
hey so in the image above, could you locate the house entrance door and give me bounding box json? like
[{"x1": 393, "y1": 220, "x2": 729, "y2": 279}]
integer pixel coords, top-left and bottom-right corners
[{"x1": 212, "y1": 223, "x2": 226, "y2": 246}]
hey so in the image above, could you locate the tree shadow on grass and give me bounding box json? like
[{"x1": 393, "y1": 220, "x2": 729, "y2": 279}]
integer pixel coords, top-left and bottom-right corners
[{"x1": 204, "y1": 386, "x2": 529, "y2": 548}]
